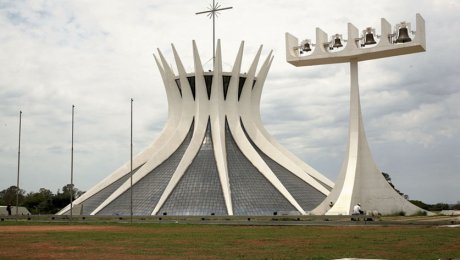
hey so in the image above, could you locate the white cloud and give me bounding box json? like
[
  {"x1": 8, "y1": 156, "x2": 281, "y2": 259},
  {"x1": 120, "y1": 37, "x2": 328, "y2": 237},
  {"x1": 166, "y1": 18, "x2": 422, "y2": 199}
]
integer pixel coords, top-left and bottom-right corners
[{"x1": 0, "y1": 0, "x2": 459, "y2": 204}]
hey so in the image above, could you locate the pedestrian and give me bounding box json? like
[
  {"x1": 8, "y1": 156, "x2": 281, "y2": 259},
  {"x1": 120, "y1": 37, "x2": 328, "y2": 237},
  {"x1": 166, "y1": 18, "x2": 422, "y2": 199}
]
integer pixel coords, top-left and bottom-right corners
[
  {"x1": 6, "y1": 204, "x2": 12, "y2": 216},
  {"x1": 353, "y1": 203, "x2": 364, "y2": 215}
]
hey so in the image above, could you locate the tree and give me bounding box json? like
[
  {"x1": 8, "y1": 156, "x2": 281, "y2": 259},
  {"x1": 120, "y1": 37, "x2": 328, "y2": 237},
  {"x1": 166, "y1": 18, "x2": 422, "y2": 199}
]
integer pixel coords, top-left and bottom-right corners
[
  {"x1": 1, "y1": 185, "x2": 85, "y2": 214},
  {"x1": 0, "y1": 186, "x2": 26, "y2": 205},
  {"x1": 429, "y1": 203, "x2": 450, "y2": 212},
  {"x1": 23, "y1": 188, "x2": 55, "y2": 214},
  {"x1": 409, "y1": 200, "x2": 430, "y2": 210},
  {"x1": 52, "y1": 184, "x2": 84, "y2": 213},
  {"x1": 452, "y1": 201, "x2": 460, "y2": 210},
  {"x1": 382, "y1": 172, "x2": 408, "y2": 199},
  {"x1": 61, "y1": 184, "x2": 84, "y2": 200}
]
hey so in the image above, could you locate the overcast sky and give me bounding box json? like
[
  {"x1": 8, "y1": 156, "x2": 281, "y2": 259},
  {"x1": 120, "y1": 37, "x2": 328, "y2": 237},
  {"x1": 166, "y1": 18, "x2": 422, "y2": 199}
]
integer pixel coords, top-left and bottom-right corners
[{"x1": 1, "y1": 0, "x2": 459, "y2": 204}]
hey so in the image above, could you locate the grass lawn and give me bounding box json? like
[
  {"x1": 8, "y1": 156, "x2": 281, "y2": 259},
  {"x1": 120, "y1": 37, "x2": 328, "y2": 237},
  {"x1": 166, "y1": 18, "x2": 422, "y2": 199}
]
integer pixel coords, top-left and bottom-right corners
[{"x1": 0, "y1": 222, "x2": 459, "y2": 259}]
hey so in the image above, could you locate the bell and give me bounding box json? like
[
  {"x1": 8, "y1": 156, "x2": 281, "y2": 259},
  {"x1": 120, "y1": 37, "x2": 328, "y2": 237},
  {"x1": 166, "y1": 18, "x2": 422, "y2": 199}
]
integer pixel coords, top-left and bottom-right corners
[
  {"x1": 302, "y1": 42, "x2": 312, "y2": 52},
  {"x1": 332, "y1": 37, "x2": 343, "y2": 48},
  {"x1": 364, "y1": 32, "x2": 376, "y2": 46},
  {"x1": 395, "y1": 27, "x2": 412, "y2": 43}
]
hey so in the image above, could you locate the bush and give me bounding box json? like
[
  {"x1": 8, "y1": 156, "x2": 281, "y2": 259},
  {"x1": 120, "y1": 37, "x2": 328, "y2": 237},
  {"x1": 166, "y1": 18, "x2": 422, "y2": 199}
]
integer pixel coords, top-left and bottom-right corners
[
  {"x1": 451, "y1": 202, "x2": 460, "y2": 210},
  {"x1": 414, "y1": 211, "x2": 427, "y2": 216},
  {"x1": 410, "y1": 200, "x2": 430, "y2": 210},
  {"x1": 428, "y1": 203, "x2": 450, "y2": 212}
]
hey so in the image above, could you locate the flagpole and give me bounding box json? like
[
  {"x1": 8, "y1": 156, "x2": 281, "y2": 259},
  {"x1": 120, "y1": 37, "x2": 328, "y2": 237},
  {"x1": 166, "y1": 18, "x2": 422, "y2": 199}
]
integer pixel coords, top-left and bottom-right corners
[
  {"x1": 130, "y1": 98, "x2": 133, "y2": 223},
  {"x1": 16, "y1": 111, "x2": 22, "y2": 219},
  {"x1": 70, "y1": 105, "x2": 74, "y2": 221}
]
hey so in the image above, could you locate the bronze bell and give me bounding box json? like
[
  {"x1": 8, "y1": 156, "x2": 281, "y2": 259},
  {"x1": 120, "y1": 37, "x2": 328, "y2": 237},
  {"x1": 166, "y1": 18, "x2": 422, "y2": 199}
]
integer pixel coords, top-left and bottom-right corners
[
  {"x1": 364, "y1": 32, "x2": 377, "y2": 45},
  {"x1": 302, "y1": 42, "x2": 312, "y2": 52},
  {"x1": 332, "y1": 37, "x2": 343, "y2": 48},
  {"x1": 395, "y1": 27, "x2": 412, "y2": 43}
]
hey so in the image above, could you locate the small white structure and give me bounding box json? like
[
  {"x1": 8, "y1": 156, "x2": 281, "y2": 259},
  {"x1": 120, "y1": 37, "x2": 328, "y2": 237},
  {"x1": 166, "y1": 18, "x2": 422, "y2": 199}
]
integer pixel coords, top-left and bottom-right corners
[
  {"x1": 286, "y1": 14, "x2": 429, "y2": 215},
  {"x1": 0, "y1": 206, "x2": 31, "y2": 216},
  {"x1": 440, "y1": 210, "x2": 460, "y2": 216}
]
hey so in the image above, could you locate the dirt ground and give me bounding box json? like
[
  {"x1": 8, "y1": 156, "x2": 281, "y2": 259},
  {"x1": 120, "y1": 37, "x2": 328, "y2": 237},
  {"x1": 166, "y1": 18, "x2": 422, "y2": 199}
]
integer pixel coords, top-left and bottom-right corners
[{"x1": 0, "y1": 225, "x2": 127, "y2": 233}]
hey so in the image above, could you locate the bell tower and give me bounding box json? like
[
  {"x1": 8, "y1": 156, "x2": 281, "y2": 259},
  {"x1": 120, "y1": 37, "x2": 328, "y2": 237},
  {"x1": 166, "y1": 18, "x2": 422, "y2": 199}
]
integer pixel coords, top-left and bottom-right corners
[{"x1": 286, "y1": 14, "x2": 430, "y2": 215}]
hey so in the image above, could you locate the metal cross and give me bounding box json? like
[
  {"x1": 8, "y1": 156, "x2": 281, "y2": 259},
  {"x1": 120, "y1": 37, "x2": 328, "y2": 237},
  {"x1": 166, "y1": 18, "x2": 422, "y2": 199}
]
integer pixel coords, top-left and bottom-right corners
[{"x1": 196, "y1": 0, "x2": 232, "y2": 67}]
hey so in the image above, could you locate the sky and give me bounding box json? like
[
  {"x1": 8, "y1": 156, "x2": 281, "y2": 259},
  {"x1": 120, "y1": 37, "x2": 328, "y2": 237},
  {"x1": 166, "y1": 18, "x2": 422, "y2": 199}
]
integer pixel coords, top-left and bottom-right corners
[{"x1": 0, "y1": 0, "x2": 459, "y2": 204}]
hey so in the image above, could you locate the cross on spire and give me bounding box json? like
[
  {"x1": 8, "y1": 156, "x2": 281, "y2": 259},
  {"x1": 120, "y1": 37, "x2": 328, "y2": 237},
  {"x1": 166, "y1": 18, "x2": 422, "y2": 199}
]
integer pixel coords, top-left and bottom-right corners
[{"x1": 196, "y1": 0, "x2": 233, "y2": 67}]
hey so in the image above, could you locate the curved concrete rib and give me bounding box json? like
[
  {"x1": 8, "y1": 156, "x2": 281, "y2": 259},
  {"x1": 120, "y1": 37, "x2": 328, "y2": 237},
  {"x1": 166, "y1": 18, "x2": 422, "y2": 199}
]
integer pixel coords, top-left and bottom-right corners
[
  {"x1": 210, "y1": 40, "x2": 233, "y2": 215},
  {"x1": 151, "y1": 41, "x2": 210, "y2": 215}
]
